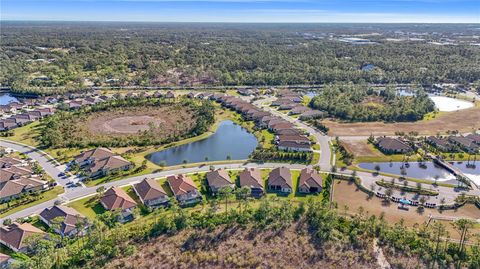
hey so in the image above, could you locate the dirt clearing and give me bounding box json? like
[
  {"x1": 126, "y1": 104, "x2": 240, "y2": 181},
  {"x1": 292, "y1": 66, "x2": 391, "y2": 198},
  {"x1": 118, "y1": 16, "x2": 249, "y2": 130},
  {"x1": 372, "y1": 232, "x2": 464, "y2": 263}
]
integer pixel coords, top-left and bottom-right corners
[
  {"x1": 86, "y1": 106, "x2": 196, "y2": 137},
  {"x1": 332, "y1": 180, "x2": 480, "y2": 240},
  {"x1": 341, "y1": 140, "x2": 382, "y2": 158}
]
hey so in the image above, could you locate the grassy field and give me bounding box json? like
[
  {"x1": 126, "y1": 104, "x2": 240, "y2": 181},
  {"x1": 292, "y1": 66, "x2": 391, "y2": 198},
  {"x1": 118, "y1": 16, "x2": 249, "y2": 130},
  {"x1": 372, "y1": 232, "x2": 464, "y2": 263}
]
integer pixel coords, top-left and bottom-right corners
[
  {"x1": 2, "y1": 121, "x2": 42, "y2": 147},
  {"x1": 0, "y1": 186, "x2": 64, "y2": 218},
  {"x1": 68, "y1": 195, "x2": 106, "y2": 219}
]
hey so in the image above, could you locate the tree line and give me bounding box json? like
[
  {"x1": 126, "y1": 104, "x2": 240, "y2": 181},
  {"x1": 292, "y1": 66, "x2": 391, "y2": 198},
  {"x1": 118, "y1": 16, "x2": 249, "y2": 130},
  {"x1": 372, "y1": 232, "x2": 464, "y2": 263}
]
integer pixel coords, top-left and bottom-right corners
[
  {"x1": 310, "y1": 85, "x2": 435, "y2": 122},
  {"x1": 2, "y1": 23, "x2": 480, "y2": 94}
]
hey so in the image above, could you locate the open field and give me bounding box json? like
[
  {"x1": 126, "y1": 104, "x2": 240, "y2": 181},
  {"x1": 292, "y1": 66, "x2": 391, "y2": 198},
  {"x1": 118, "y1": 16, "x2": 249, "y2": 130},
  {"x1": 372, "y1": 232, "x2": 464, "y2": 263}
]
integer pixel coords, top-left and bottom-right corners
[
  {"x1": 324, "y1": 104, "x2": 480, "y2": 136},
  {"x1": 332, "y1": 180, "x2": 480, "y2": 240},
  {"x1": 340, "y1": 139, "x2": 411, "y2": 163}
]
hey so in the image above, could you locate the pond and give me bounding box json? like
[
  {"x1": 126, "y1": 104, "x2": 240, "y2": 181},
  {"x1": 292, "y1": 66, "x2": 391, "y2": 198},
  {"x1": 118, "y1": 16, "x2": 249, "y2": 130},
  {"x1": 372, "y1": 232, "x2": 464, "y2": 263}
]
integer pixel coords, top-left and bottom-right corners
[
  {"x1": 358, "y1": 161, "x2": 480, "y2": 185},
  {"x1": 147, "y1": 120, "x2": 258, "y2": 166},
  {"x1": 0, "y1": 92, "x2": 18, "y2": 105}
]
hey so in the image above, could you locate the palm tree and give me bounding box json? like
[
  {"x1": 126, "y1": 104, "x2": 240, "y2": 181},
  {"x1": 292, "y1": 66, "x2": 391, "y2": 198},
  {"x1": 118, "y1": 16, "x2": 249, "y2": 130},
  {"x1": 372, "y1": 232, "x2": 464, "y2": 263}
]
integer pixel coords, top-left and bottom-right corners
[{"x1": 218, "y1": 186, "x2": 233, "y2": 213}]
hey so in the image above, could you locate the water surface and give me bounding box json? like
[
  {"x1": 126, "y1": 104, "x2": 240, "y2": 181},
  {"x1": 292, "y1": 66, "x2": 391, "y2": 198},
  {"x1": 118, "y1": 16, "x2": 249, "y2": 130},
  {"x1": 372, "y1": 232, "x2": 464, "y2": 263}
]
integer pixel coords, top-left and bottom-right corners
[
  {"x1": 148, "y1": 120, "x2": 258, "y2": 166},
  {"x1": 0, "y1": 93, "x2": 18, "y2": 105},
  {"x1": 358, "y1": 161, "x2": 480, "y2": 185}
]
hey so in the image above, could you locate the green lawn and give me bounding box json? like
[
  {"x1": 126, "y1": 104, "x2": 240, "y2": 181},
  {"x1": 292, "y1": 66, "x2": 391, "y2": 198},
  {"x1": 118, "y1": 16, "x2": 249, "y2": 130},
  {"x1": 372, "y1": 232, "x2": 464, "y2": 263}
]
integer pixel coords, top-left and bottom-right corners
[
  {"x1": 67, "y1": 195, "x2": 106, "y2": 219},
  {"x1": 0, "y1": 186, "x2": 64, "y2": 218},
  {"x1": 2, "y1": 121, "x2": 42, "y2": 147},
  {"x1": 311, "y1": 152, "x2": 320, "y2": 165}
]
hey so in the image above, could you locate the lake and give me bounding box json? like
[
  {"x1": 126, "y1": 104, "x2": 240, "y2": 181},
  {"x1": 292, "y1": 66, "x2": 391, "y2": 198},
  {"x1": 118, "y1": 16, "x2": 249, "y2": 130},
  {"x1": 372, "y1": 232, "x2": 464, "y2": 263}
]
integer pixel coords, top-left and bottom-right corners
[
  {"x1": 148, "y1": 120, "x2": 258, "y2": 166},
  {"x1": 0, "y1": 92, "x2": 18, "y2": 105},
  {"x1": 359, "y1": 161, "x2": 480, "y2": 185}
]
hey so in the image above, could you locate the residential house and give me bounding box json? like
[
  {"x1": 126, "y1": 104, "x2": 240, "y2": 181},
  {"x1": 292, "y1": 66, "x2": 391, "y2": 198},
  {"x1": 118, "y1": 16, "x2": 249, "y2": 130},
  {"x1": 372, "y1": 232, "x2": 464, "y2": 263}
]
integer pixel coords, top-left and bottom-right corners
[
  {"x1": 74, "y1": 148, "x2": 116, "y2": 167},
  {"x1": 466, "y1": 134, "x2": 480, "y2": 145},
  {"x1": 276, "y1": 134, "x2": 311, "y2": 145},
  {"x1": 165, "y1": 91, "x2": 175, "y2": 99},
  {"x1": 448, "y1": 136, "x2": 479, "y2": 153},
  {"x1": 167, "y1": 174, "x2": 202, "y2": 206},
  {"x1": 39, "y1": 205, "x2": 88, "y2": 237},
  {"x1": 268, "y1": 167, "x2": 292, "y2": 193},
  {"x1": 275, "y1": 128, "x2": 303, "y2": 136},
  {"x1": 375, "y1": 137, "x2": 412, "y2": 154},
  {"x1": 278, "y1": 141, "x2": 312, "y2": 152},
  {"x1": 426, "y1": 136, "x2": 455, "y2": 152},
  {"x1": 299, "y1": 110, "x2": 326, "y2": 120},
  {"x1": 0, "y1": 222, "x2": 46, "y2": 252},
  {"x1": 85, "y1": 155, "x2": 133, "y2": 178},
  {"x1": 100, "y1": 187, "x2": 137, "y2": 223},
  {"x1": 206, "y1": 169, "x2": 235, "y2": 194},
  {"x1": 289, "y1": 106, "x2": 310, "y2": 115},
  {"x1": 0, "y1": 253, "x2": 12, "y2": 269},
  {"x1": 298, "y1": 168, "x2": 323, "y2": 194},
  {"x1": 239, "y1": 168, "x2": 264, "y2": 198},
  {"x1": 133, "y1": 178, "x2": 169, "y2": 207}
]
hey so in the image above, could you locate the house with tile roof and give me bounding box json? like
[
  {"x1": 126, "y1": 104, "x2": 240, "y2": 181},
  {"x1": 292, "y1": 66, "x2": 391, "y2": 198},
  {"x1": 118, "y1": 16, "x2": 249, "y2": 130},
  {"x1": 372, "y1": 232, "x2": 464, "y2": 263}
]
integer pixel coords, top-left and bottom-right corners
[
  {"x1": 206, "y1": 169, "x2": 235, "y2": 194},
  {"x1": 167, "y1": 174, "x2": 202, "y2": 206},
  {"x1": 133, "y1": 178, "x2": 169, "y2": 207},
  {"x1": 100, "y1": 187, "x2": 137, "y2": 223},
  {"x1": 298, "y1": 168, "x2": 323, "y2": 194},
  {"x1": 268, "y1": 167, "x2": 292, "y2": 193},
  {"x1": 0, "y1": 222, "x2": 46, "y2": 252},
  {"x1": 39, "y1": 205, "x2": 88, "y2": 237}
]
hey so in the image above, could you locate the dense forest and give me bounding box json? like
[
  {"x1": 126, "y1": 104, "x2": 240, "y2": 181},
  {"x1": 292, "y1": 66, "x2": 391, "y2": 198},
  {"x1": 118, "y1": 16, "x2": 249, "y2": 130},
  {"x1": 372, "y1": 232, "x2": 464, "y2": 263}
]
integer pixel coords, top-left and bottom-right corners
[
  {"x1": 11, "y1": 192, "x2": 480, "y2": 269},
  {"x1": 309, "y1": 85, "x2": 436, "y2": 122},
  {"x1": 39, "y1": 97, "x2": 215, "y2": 148},
  {"x1": 1, "y1": 22, "x2": 480, "y2": 94}
]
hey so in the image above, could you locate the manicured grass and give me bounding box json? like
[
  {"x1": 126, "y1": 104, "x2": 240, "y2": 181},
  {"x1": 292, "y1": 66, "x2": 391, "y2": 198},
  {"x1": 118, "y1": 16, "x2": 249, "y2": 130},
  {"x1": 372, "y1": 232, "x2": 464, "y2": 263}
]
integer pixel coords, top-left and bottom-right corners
[
  {"x1": 311, "y1": 152, "x2": 320, "y2": 165},
  {"x1": 67, "y1": 195, "x2": 105, "y2": 219},
  {"x1": 3, "y1": 121, "x2": 42, "y2": 147},
  {"x1": 257, "y1": 129, "x2": 275, "y2": 149},
  {"x1": 0, "y1": 186, "x2": 64, "y2": 218}
]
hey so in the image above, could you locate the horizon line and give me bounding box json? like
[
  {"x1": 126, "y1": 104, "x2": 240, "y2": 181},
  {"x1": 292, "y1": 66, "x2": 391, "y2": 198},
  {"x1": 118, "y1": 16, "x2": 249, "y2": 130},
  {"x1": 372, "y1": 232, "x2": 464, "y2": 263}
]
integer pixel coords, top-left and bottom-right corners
[{"x1": 2, "y1": 20, "x2": 479, "y2": 24}]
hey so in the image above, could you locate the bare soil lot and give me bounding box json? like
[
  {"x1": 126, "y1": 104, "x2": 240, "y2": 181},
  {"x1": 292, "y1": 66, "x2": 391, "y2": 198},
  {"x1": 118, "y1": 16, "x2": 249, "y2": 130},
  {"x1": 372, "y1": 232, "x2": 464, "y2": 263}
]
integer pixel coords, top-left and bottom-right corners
[
  {"x1": 332, "y1": 180, "x2": 480, "y2": 240},
  {"x1": 324, "y1": 106, "x2": 480, "y2": 136},
  {"x1": 86, "y1": 106, "x2": 196, "y2": 138},
  {"x1": 341, "y1": 140, "x2": 382, "y2": 158}
]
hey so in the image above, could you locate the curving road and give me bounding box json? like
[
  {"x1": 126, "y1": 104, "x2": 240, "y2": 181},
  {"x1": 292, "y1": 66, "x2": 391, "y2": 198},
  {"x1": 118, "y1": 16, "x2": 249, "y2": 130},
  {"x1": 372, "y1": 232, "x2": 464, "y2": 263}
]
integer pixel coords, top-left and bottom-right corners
[{"x1": 251, "y1": 97, "x2": 332, "y2": 170}]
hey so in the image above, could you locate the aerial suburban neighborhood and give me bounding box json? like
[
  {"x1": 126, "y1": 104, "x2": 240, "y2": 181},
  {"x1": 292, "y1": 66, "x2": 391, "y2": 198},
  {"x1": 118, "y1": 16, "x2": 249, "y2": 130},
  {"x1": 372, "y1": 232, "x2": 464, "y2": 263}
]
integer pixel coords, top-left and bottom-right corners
[{"x1": 0, "y1": 6, "x2": 480, "y2": 269}]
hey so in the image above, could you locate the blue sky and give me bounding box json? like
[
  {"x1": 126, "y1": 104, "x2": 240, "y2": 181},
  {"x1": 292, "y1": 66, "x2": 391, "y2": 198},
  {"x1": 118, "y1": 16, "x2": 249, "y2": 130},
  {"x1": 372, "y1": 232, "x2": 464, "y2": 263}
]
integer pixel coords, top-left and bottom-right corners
[{"x1": 1, "y1": 0, "x2": 479, "y2": 23}]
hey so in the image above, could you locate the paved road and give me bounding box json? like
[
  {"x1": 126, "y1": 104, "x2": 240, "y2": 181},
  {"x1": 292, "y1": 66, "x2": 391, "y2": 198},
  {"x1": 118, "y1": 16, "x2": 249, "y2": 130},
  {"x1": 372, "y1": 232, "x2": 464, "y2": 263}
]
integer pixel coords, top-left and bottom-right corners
[
  {"x1": 0, "y1": 139, "x2": 71, "y2": 187},
  {"x1": 252, "y1": 97, "x2": 332, "y2": 170}
]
